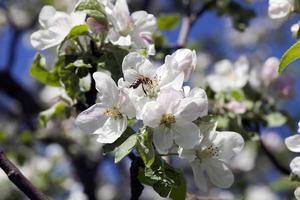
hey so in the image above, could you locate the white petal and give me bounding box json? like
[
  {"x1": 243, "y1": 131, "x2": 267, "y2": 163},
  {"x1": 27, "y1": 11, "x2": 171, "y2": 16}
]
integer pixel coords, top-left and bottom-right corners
[
  {"x1": 107, "y1": 29, "x2": 132, "y2": 46},
  {"x1": 178, "y1": 147, "x2": 196, "y2": 162},
  {"x1": 111, "y1": 0, "x2": 131, "y2": 33},
  {"x1": 70, "y1": 11, "x2": 86, "y2": 27},
  {"x1": 285, "y1": 134, "x2": 300, "y2": 152},
  {"x1": 119, "y1": 91, "x2": 136, "y2": 118},
  {"x1": 295, "y1": 187, "x2": 300, "y2": 200},
  {"x1": 175, "y1": 88, "x2": 208, "y2": 121},
  {"x1": 153, "y1": 125, "x2": 174, "y2": 154},
  {"x1": 95, "y1": 117, "x2": 127, "y2": 143},
  {"x1": 31, "y1": 30, "x2": 65, "y2": 50},
  {"x1": 76, "y1": 103, "x2": 108, "y2": 134},
  {"x1": 173, "y1": 120, "x2": 201, "y2": 149},
  {"x1": 190, "y1": 161, "x2": 208, "y2": 192},
  {"x1": 93, "y1": 72, "x2": 119, "y2": 106},
  {"x1": 204, "y1": 158, "x2": 234, "y2": 189},
  {"x1": 290, "y1": 157, "x2": 300, "y2": 178},
  {"x1": 141, "y1": 101, "x2": 165, "y2": 128},
  {"x1": 131, "y1": 11, "x2": 157, "y2": 33},
  {"x1": 157, "y1": 88, "x2": 183, "y2": 113},
  {"x1": 38, "y1": 6, "x2": 57, "y2": 27},
  {"x1": 213, "y1": 131, "x2": 244, "y2": 161}
]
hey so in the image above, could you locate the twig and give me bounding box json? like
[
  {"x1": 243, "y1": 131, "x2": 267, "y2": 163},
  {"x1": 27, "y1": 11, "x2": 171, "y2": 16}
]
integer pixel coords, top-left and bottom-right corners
[
  {"x1": 176, "y1": 0, "x2": 217, "y2": 48},
  {"x1": 0, "y1": 147, "x2": 48, "y2": 200}
]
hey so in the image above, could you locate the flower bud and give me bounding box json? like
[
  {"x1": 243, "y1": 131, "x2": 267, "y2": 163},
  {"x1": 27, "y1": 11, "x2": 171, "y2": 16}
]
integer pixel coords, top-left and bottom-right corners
[
  {"x1": 171, "y1": 49, "x2": 197, "y2": 81},
  {"x1": 262, "y1": 57, "x2": 279, "y2": 86},
  {"x1": 86, "y1": 17, "x2": 107, "y2": 33}
]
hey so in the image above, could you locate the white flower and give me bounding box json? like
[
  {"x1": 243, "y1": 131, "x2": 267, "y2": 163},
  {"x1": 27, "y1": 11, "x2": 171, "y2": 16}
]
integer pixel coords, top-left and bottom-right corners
[
  {"x1": 164, "y1": 49, "x2": 197, "y2": 81},
  {"x1": 295, "y1": 187, "x2": 300, "y2": 200},
  {"x1": 290, "y1": 157, "x2": 300, "y2": 178},
  {"x1": 268, "y1": 0, "x2": 294, "y2": 19},
  {"x1": 104, "y1": 0, "x2": 156, "y2": 55},
  {"x1": 141, "y1": 88, "x2": 207, "y2": 154},
  {"x1": 206, "y1": 56, "x2": 249, "y2": 92},
  {"x1": 179, "y1": 121, "x2": 244, "y2": 191},
  {"x1": 291, "y1": 22, "x2": 300, "y2": 36},
  {"x1": 76, "y1": 72, "x2": 135, "y2": 143},
  {"x1": 31, "y1": 5, "x2": 86, "y2": 50},
  {"x1": 246, "y1": 185, "x2": 279, "y2": 200},
  {"x1": 119, "y1": 52, "x2": 185, "y2": 118},
  {"x1": 285, "y1": 134, "x2": 300, "y2": 153}
]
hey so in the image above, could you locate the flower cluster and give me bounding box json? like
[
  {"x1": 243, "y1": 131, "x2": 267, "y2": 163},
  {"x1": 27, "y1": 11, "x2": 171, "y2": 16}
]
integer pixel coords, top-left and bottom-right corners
[
  {"x1": 29, "y1": 0, "x2": 246, "y2": 196},
  {"x1": 75, "y1": 48, "x2": 244, "y2": 191}
]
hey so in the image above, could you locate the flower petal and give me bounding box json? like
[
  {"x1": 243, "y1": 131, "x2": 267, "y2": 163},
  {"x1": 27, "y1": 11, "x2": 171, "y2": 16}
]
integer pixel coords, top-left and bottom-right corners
[
  {"x1": 213, "y1": 131, "x2": 244, "y2": 161},
  {"x1": 95, "y1": 117, "x2": 127, "y2": 144},
  {"x1": 157, "y1": 88, "x2": 183, "y2": 113},
  {"x1": 285, "y1": 134, "x2": 300, "y2": 153},
  {"x1": 76, "y1": 103, "x2": 108, "y2": 134},
  {"x1": 141, "y1": 101, "x2": 165, "y2": 128},
  {"x1": 153, "y1": 125, "x2": 174, "y2": 154},
  {"x1": 93, "y1": 72, "x2": 119, "y2": 106},
  {"x1": 204, "y1": 158, "x2": 234, "y2": 189},
  {"x1": 173, "y1": 120, "x2": 201, "y2": 149},
  {"x1": 295, "y1": 187, "x2": 300, "y2": 200},
  {"x1": 290, "y1": 157, "x2": 300, "y2": 178},
  {"x1": 178, "y1": 147, "x2": 196, "y2": 162},
  {"x1": 190, "y1": 161, "x2": 208, "y2": 192},
  {"x1": 131, "y1": 11, "x2": 157, "y2": 33}
]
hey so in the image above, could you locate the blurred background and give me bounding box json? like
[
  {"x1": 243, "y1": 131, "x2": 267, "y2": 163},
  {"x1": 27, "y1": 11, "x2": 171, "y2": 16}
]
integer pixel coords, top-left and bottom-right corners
[{"x1": 0, "y1": 0, "x2": 300, "y2": 199}]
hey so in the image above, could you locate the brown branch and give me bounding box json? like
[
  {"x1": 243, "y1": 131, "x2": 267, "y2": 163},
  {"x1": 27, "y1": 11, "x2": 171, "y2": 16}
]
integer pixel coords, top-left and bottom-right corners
[
  {"x1": 0, "y1": 147, "x2": 48, "y2": 200},
  {"x1": 176, "y1": 0, "x2": 217, "y2": 48}
]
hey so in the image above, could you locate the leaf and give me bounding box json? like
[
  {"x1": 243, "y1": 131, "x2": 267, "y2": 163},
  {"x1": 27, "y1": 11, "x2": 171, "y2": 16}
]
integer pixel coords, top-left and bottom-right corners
[
  {"x1": 66, "y1": 25, "x2": 89, "y2": 40},
  {"x1": 114, "y1": 134, "x2": 138, "y2": 163},
  {"x1": 136, "y1": 128, "x2": 155, "y2": 168},
  {"x1": 271, "y1": 177, "x2": 299, "y2": 192},
  {"x1": 39, "y1": 101, "x2": 70, "y2": 127},
  {"x1": 138, "y1": 155, "x2": 187, "y2": 200},
  {"x1": 279, "y1": 41, "x2": 300, "y2": 74},
  {"x1": 265, "y1": 112, "x2": 287, "y2": 128},
  {"x1": 157, "y1": 14, "x2": 180, "y2": 31},
  {"x1": 75, "y1": 0, "x2": 107, "y2": 23},
  {"x1": 30, "y1": 54, "x2": 60, "y2": 87},
  {"x1": 102, "y1": 127, "x2": 135, "y2": 154}
]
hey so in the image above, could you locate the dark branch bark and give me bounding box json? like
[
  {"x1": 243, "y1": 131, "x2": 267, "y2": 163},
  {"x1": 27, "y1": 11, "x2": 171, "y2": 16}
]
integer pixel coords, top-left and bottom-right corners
[{"x1": 0, "y1": 147, "x2": 48, "y2": 200}]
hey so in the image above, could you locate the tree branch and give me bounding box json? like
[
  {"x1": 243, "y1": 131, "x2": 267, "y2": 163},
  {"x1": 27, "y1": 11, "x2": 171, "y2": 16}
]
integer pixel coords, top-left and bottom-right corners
[
  {"x1": 0, "y1": 147, "x2": 48, "y2": 200},
  {"x1": 177, "y1": 0, "x2": 216, "y2": 48}
]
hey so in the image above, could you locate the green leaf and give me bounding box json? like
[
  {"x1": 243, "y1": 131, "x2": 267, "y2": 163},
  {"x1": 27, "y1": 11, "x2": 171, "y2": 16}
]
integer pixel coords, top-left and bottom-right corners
[
  {"x1": 30, "y1": 54, "x2": 60, "y2": 87},
  {"x1": 230, "y1": 90, "x2": 244, "y2": 101},
  {"x1": 75, "y1": 0, "x2": 107, "y2": 23},
  {"x1": 115, "y1": 134, "x2": 138, "y2": 163},
  {"x1": 279, "y1": 41, "x2": 300, "y2": 74},
  {"x1": 66, "y1": 25, "x2": 89, "y2": 40},
  {"x1": 271, "y1": 177, "x2": 300, "y2": 192},
  {"x1": 103, "y1": 127, "x2": 135, "y2": 154},
  {"x1": 39, "y1": 101, "x2": 70, "y2": 127},
  {"x1": 136, "y1": 128, "x2": 155, "y2": 168},
  {"x1": 138, "y1": 155, "x2": 187, "y2": 200},
  {"x1": 157, "y1": 14, "x2": 180, "y2": 31},
  {"x1": 265, "y1": 112, "x2": 287, "y2": 128}
]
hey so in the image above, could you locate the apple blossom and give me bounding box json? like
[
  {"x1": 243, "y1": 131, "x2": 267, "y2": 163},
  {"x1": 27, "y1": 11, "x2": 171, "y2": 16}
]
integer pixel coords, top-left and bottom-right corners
[
  {"x1": 31, "y1": 5, "x2": 86, "y2": 50},
  {"x1": 179, "y1": 121, "x2": 244, "y2": 191},
  {"x1": 119, "y1": 51, "x2": 185, "y2": 118},
  {"x1": 141, "y1": 88, "x2": 207, "y2": 154},
  {"x1": 268, "y1": 0, "x2": 294, "y2": 19},
  {"x1": 295, "y1": 187, "x2": 300, "y2": 200},
  {"x1": 76, "y1": 72, "x2": 135, "y2": 143},
  {"x1": 164, "y1": 49, "x2": 197, "y2": 81},
  {"x1": 206, "y1": 56, "x2": 249, "y2": 92},
  {"x1": 103, "y1": 0, "x2": 157, "y2": 55}
]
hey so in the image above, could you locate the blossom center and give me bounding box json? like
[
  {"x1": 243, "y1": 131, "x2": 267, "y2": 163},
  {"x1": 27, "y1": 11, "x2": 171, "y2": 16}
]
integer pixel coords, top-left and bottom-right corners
[
  {"x1": 196, "y1": 145, "x2": 219, "y2": 161},
  {"x1": 104, "y1": 107, "x2": 123, "y2": 119},
  {"x1": 160, "y1": 113, "x2": 176, "y2": 127},
  {"x1": 120, "y1": 21, "x2": 134, "y2": 36}
]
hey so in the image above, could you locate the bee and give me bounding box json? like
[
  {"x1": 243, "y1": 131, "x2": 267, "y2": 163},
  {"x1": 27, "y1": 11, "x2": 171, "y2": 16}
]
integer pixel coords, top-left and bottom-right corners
[{"x1": 129, "y1": 75, "x2": 152, "y2": 94}]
